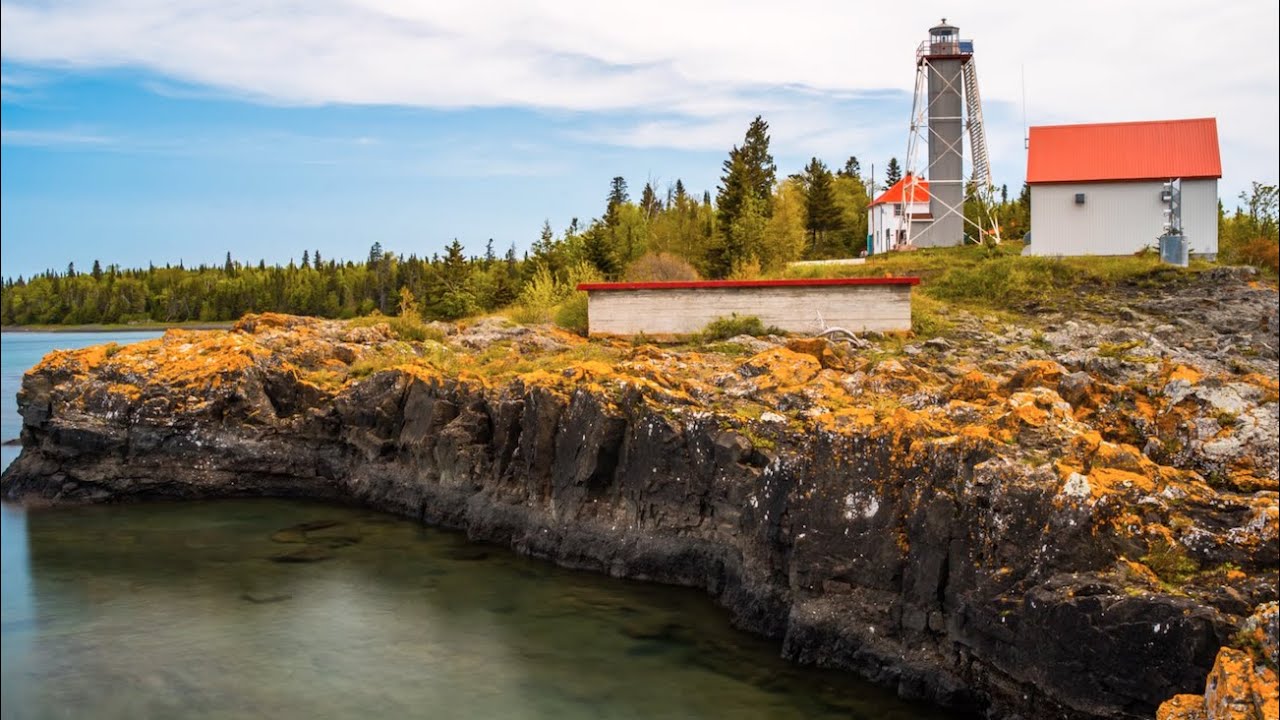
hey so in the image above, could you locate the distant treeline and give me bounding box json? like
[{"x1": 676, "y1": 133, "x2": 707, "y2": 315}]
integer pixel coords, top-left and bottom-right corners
[{"x1": 16, "y1": 117, "x2": 1276, "y2": 328}]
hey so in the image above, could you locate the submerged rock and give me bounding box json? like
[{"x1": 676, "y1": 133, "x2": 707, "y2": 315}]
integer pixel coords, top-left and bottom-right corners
[{"x1": 270, "y1": 546, "x2": 334, "y2": 564}]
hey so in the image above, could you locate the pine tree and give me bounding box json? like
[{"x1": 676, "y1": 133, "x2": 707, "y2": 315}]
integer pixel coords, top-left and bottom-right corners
[
  {"x1": 91, "y1": 260, "x2": 103, "y2": 281},
  {"x1": 839, "y1": 156, "x2": 862, "y2": 179},
  {"x1": 433, "y1": 239, "x2": 476, "y2": 319},
  {"x1": 314, "y1": 249, "x2": 322, "y2": 267},
  {"x1": 301, "y1": 250, "x2": 310, "y2": 269},
  {"x1": 640, "y1": 182, "x2": 661, "y2": 220},
  {"x1": 368, "y1": 243, "x2": 384, "y2": 267},
  {"x1": 712, "y1": 116, "x2": 776, "y2": 277},
  {"x1": 484, "y1": 239, "x2": 496, "y2": 268},
  {"x1": 800, "y1": 158, "x2": 842, "y2": 256},
  {"x1": 605, "y1": 177, "x2": 629, "y2": 227},
  {"x1": 884, "y1": 158, "x2": 902, "y2": 189},
  {"x1": 582, "y1": 222, "x2": 619, "y2": 278},
  {"x1": 531, "y1": 220, "x2": 559, "y2": 273}
]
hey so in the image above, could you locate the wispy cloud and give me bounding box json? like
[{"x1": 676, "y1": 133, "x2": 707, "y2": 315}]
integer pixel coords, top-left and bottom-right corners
[{"x1": 1, "y1": 127, "x2": 115, "y2": 146}]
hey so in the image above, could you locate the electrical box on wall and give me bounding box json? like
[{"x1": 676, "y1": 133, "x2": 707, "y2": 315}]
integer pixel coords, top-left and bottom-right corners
[{"x1": 1074, "y1": 193, "x2": 1086, "y2": 205}]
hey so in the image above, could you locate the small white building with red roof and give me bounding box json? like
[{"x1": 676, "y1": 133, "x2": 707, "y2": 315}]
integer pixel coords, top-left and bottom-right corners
[
  {"x1": 867, "y1": 174, "x2": 932, "y2": 255},
  {"x1": 1025, "y1": 117, "x2": 1222, "y2": 258}
]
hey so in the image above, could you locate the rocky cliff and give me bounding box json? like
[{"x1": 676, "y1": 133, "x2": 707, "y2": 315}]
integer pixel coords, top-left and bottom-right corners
[{"x1": 3, "y1": 268, "x2": 1278, "y2": 720}]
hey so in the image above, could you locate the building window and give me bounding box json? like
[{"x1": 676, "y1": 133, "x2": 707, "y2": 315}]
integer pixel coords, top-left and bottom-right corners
[{"x1": 893, "y1": 203, "x2": 902, "y2": 216}]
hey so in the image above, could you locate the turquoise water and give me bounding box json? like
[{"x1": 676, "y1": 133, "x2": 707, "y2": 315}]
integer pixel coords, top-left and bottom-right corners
[{"x1": 1, "y1": 332, "x2": 953, "y2": 720}]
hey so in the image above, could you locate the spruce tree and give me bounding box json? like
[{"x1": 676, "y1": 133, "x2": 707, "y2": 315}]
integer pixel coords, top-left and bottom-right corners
[
  {"x1": 884, "y1": 158, "x2": 902, "y2": 189},
  {"x1": 640, "y1": 182, "x2": 662, "y2": 219},
  {"x1": 801, "y1": 158, "x2": 841, "y2": 255},
  {"x1": 713, "y1": 116, "x2": 776, "y2": 277},
  {"x1": 605, "y1": 177, "x2": 629, "y2": 227},
  {"x1": 839, "y1": 156, "x2": 862, "y2": 179},
  {"x1": 433, "y1": 239, "x2": 476, "y2": 319},
  {"x1": 582, "y1": 222, "x2": 619, "y2": 278}
]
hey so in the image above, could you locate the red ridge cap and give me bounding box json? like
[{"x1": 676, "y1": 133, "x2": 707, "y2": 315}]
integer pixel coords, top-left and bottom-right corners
[{"x1": 577, "y1": 277, "x2": 920, "y2": 291}]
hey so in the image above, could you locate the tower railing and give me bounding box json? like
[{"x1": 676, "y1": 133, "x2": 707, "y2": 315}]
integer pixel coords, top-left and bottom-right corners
[{"x1": 916, "y1": 39, "x2": 974, "y2": 63}]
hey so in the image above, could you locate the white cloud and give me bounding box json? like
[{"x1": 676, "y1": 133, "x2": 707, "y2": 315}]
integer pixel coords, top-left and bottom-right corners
[{"x1": 1, "y1": 0, "x2": 1276, "y2": 187}]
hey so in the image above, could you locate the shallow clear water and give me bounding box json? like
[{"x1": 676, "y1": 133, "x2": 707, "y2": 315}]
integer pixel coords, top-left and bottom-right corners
[{"x1": 1, "y1": 333, "x2": 953, "y2": 720}]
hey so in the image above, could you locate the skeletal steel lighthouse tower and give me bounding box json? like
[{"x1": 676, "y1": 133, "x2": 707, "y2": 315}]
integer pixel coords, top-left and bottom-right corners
[{"x1": 904, "y1": 19, "x2": 996, "y2": 247}]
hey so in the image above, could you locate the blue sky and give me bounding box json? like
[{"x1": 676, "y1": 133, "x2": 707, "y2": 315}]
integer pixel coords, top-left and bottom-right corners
[{"x1": 2, "y1": 1, "x2": 1277, "y2": 279}]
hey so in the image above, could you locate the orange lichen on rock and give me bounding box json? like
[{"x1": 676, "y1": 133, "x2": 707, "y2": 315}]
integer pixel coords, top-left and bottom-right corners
[
  {"x1": 1169, "y1": 364, "x2": 1206, "y2": 385},
  {"x1": 1157, "y1": 694, "x2": 1208, "y2": 720},
  {"x1": 950, "y1": 370, "x2": 1000, "y2": 402},
  {"x1": 784, "y1": 337, "x2": 851, "y2": 371},
  {"x1": 1006, "y1": 359, "x2": 1067, "y2": 390},
  {"x1": 739, "y1": 347, "x2": 822, "y2": 391}
]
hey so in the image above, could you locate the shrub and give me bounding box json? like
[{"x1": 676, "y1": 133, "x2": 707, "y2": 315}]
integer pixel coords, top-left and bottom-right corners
[
  {"x1": 1231, "y1": 236, "x2": 1280, "y2": 276},
  {"x1": 553, "y1": 292, "x2": 590, "y2": 335},
  {"x1": 513, "y1": 262, "x2": 602, "y2": 330},
  {"x1": 624, "y1": 252, "x2": 701, "y2": 282},
  {"x1": 701, "y1": 314, "x2": 775, "y2": 341},
  {"x1": 512, "y1": 266, "x2": 565, "y2": 324}
]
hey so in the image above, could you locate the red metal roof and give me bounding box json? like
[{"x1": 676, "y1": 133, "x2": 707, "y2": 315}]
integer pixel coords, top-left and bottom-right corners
[
  {"x1": 578, "y1": 277, "x2": 920, "y2": 291},
  {"x1": 1026, "y1": 118, "x2": 1221, "y2": 184},
  {"x1": 869, "y1": 174, "x2": 931, "y2": 207}
]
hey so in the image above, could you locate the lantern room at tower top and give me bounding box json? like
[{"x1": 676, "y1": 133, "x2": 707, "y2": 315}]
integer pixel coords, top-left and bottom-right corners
[{"x1": 917, "y1": 19, "x2": 973, "y2": 64}]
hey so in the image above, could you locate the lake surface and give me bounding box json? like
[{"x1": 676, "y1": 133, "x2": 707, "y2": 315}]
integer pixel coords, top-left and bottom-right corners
[{"x1": 1, "y1": 332, "x2": 953, "y2": 720}]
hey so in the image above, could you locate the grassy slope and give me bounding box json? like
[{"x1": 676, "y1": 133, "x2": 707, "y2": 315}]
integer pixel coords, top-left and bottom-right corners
[{"x1": 780, "y1": 242, "x2": 1234, "y2": 337}]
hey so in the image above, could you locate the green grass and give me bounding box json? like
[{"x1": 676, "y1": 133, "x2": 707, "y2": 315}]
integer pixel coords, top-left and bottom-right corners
[
  {"x1": 781, "y1": 241, "x2": 1207, "y2": 321},
  {"x1": 348, "y1": 314, "x2": 447, "y2": 343},
  {"x1": 1141, "y1": 538, "x2": 1199, "y2": 585}
]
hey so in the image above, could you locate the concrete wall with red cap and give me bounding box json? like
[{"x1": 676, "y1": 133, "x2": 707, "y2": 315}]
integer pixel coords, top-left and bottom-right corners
[{"x1": 579, "y1": 279, "x2": 917, "y2": 336}]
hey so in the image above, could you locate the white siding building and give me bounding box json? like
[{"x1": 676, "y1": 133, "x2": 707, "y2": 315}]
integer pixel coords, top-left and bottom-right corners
[
  {"x1": 1025, "y1": 118, "x2": 1221, "y2": 258},
  {"x1": 867, "y1": 174, "x2": 932, "y2": 255}
]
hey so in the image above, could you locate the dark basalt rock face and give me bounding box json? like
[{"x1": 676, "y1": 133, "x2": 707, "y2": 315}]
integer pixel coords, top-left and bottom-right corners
[{"x1": 0, "y1": 327, "x2": 1263, "y2": 720}]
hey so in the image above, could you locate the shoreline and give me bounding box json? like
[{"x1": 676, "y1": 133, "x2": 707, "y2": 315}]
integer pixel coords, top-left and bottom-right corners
[{"x1": 1, "y1": 321, "x2": 235, "y2": 334}]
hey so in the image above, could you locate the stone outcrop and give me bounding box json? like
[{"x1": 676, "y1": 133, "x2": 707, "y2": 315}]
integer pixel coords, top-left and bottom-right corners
[
  {"x1": 3, "y1": 270, "x2": 1278, "y2": 720},
  {"x1": 1158, "y1": 603, "x2": 1278, "y2": 720}
]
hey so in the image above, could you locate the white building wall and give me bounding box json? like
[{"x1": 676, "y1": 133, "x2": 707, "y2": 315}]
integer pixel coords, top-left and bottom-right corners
[
  {"x1": 1179, "y1": 179, "x2": 1219, "y2": 258},
  {"x1": 1027, "y1": 179, "x2": 1219, "y2": 257},
  {"x1": 587, "y1": 284, "x2": 913, "y2": 336},
  {"x1": 867, "y1": 202, "x2": 931, "y2": 255}
]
